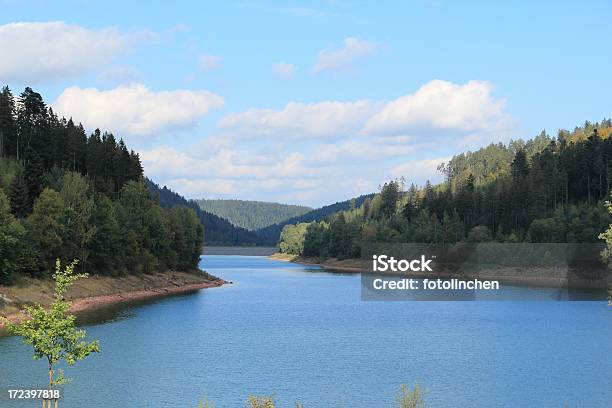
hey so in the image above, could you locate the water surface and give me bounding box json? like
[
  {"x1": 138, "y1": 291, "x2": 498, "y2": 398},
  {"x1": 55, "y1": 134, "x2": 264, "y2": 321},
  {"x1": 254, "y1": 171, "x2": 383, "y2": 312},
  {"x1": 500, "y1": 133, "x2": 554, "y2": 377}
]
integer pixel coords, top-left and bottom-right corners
[{"x1": 0, "y1": 255, "x2": 610, "y2": 407}]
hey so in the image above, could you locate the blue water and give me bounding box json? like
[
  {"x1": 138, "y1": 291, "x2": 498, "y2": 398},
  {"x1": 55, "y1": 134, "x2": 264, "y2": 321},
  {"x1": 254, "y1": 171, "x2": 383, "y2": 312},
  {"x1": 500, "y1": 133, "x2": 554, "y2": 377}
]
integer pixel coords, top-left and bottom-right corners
[{"x1": 1, "y1": 255, "x2": 610, "y2": 407}]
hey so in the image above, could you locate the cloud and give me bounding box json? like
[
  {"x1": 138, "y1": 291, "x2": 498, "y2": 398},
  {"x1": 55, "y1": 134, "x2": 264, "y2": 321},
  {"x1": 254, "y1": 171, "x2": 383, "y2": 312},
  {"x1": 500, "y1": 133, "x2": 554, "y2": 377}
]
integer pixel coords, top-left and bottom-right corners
[
  {"x1": 199, "y1": 54, "x2": 223, "y2": 72},
  {"x1": 274, "y1": 62, "x2": 296, "y2": 79},
  {"x1": 144, "y1": 79, "x2": 514, "y2": 205},
  {"x1": 141, "y1": 146, "x2": 316, "y2": 181},
  {"x1": 311, "y1": 140, "x2": 415, "y2": 163},
  {"x1": 314, "y1": 37, "x2": 377, "y2": 73},
  {"x1": 52, "y1": 84, "x2": 224, "y2": 137},
  {"x1": 218, "y1": 100, "x2": 379, "y2": 140},
  {"x1": 0, "y1": 21, "x2": 143, "y2": 83},
  {"x1": 218, "y1": 80, "x2": 513, "y2": 144},
  {"x1": 141, "y1": 144, "x2": 378, "y2": 205},
  {"x1": 391, "y1": 156, "x2": 452, "y2": 183},
  {"x1": 364, "y1": 80, "x2": 513, "y2": 136}
]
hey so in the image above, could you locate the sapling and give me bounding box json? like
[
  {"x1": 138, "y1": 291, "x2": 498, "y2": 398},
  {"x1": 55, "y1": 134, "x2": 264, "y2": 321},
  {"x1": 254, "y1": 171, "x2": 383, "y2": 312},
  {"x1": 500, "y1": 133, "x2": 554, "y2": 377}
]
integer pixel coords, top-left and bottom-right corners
[{"x1": 0, "y1": 260, "x2": 100, "y2": 406}]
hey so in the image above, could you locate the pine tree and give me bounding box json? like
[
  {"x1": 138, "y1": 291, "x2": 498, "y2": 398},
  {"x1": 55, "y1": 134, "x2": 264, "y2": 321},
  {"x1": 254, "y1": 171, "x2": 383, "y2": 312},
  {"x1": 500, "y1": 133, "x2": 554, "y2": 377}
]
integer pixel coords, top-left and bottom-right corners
[
  {"x1": 24, "y1": 146, "x2": 45, "y2": 204},
  {"x1": 8, "y1": 169, "x2": 31, "y2": 217}
]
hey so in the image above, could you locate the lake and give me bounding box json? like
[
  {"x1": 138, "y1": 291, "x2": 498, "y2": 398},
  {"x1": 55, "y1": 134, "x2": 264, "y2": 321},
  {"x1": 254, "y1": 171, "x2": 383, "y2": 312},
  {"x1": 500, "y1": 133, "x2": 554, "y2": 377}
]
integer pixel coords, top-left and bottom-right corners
[{"x1": 1, "y1": 255, "x2": 610, "y2": 407}]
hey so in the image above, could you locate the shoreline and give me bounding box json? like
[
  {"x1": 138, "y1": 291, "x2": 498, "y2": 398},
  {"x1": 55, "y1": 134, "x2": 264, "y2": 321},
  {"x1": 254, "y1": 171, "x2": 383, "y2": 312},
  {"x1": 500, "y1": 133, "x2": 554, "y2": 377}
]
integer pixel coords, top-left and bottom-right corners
[
  {"x1": 269, "y1": 253, "x2": 610, "y2": 291},
  {"x1": 0, "y1": 271, "x2": 228, "y2": 328}
]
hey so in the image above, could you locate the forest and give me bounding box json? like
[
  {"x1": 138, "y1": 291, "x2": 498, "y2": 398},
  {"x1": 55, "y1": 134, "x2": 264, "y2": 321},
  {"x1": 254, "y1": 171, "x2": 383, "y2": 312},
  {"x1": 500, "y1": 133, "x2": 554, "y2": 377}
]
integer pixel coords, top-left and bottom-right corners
[
  {"x1": 0, "y1": 86, "x2": 204, "y2": 283},
  {"x1": 196, "y1": 199, "x2": 311, "y2": 231},
  {"x1": 279, "y1": 120, "x2": 612, "y2": 259},
  {"x1": 146, "y1": 179, "x2": 270, "y2": 246},
  {"x1": 255, "y1": 193, "x2": 375, "y2": 245}
]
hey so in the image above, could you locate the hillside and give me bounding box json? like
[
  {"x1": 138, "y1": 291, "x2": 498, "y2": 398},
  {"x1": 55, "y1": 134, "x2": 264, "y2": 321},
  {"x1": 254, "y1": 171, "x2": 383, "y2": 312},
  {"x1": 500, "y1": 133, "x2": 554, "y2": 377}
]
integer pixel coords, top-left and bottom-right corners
[
  {"x1": 278, "y1": 119, "x2": 612, "y2": 259},
  {"x1": 146, "y1": 179, "x2": 265, "y2": 246},
  {"x1": 196, "y1": 199, "x2": 311, "y2": 230},
  {"x1": 0, "y1": 86, "x2": 203, "y2": 283},
  {"x1": 254, "y1": 194, "x2": 375, "y2": 245}
]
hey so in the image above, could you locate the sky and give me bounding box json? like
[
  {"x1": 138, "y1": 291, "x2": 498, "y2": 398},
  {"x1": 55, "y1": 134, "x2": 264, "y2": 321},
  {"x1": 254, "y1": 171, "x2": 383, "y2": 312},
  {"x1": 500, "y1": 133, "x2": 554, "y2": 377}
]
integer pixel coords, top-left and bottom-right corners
[{"x1": 1, "y1": 0, "x2": 611, "y2": 207}]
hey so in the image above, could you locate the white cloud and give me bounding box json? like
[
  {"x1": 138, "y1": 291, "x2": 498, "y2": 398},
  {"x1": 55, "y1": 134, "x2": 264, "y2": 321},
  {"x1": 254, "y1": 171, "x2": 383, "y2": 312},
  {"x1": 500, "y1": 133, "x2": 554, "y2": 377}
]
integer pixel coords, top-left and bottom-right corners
[
  {"x1": 199, "y1": 54, "x2": 223, "y2": 72},
  {"x1": 391, "y1": 156, "x2": 452, "y2": 183},
  {"x1": 218, "y1": 80, "x2": 513, "y2": 145},
  {"x1": 218, "y1": 100, "x2": 378, "y2": 140},
  {"x1": 143, "y1": 80, "x2": 515, "y2": 205},
  {"x1": 0, "y1": 21, "x2": 142, "y2": 83},
  {"x1": 314, "y1": 37, "x2": 377, "y2": 73},
  {"x1": 52, "y1": 84, "x2": 224, "y2": 137},
  {"x1": 364, "y1": 80, "x2": 513, "y2": 136},
  {"x1": 311, "y1": 140, "x2": 415, "y2": 163},
  {"x1": 141, "y1": 146, "x2": 317, "y2": 181},
  {"x1": 274, "y1": 62, "x2": 295, "y2": 79},
  {"x1": 141, "y1": 141, "x2": 391, "y2": 206}
]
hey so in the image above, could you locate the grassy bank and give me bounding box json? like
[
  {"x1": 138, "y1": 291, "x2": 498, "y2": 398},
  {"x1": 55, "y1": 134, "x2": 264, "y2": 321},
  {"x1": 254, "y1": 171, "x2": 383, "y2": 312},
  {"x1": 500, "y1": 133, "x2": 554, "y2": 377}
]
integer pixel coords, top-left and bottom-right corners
[
  {"x1": 269, "y1": 253, "x2": 363, "y2": 272},
  {"x1": 0, "y1": 270, "x2": 226, "y2": 321}
]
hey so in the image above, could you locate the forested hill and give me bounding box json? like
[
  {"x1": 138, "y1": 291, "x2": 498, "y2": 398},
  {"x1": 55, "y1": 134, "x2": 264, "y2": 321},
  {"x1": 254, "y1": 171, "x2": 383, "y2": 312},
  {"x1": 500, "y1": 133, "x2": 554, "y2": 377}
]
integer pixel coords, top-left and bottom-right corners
[
  {"x1": 196, "y1": 199, "x2": 311, "y2": 230},
  {"x1": 278, "y1": 119, "x2": 612, "y2": 259},
  {"x1": 0, "y1": 86, "x2": 203, "y2": 284},
  {"x1": 146, "y1": 179, "x2": 265, "y2": 246},
  {"x1": 255, "y1": 194, "x2": 375, "y2": 245}
]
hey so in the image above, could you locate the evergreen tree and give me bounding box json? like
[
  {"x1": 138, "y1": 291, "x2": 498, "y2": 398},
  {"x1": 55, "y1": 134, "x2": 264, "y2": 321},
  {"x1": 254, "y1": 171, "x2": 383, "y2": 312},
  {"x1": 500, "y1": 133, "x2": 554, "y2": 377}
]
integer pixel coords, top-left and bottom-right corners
[
  {"x1": 0, "y1": 86, "x2": 16, "y2": 158},
  {"x1": 8, "y1": 169, "x2": 31, "y2": 217},
  {"x1": 24, "y1": 146, "x2": 45, "y2": 205}
]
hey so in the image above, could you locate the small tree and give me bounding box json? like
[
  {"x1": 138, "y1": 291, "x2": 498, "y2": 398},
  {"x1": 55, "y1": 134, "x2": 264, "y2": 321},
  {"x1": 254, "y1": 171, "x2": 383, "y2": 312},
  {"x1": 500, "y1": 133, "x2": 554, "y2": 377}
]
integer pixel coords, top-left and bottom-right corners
[
  {"x1": 597, "y1": 198, "x2": 612, "y2": 305},
  {"x1": 0, "y1": 260, "x2": 100, "y2": 399},
  {"x1": 395, "y1": 384, "x2": 428, "y2": 408}
]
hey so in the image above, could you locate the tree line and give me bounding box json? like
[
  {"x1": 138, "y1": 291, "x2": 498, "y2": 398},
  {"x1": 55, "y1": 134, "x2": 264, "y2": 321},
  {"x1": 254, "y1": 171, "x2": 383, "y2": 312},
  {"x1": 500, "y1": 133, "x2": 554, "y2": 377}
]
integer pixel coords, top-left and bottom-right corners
[
  {"x1": 197, "y1": 198, "x2": 311, "y2": 231},
  {"x1": 0, "y1": 86, "x2": 203, "y2": 283},
  {"x1": 146, "y1": 178, "x2": 267, "y2": 246},
  {"x1": 279, "y1": 120, "x2": 612, "y2": 259}
]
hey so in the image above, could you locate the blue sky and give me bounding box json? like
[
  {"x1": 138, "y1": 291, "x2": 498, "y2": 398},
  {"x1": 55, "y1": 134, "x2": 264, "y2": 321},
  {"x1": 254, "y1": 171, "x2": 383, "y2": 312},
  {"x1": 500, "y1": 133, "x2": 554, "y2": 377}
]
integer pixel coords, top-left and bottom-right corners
[{"x1": 1, "y1": 0, "x2": 611, "y2": 207}]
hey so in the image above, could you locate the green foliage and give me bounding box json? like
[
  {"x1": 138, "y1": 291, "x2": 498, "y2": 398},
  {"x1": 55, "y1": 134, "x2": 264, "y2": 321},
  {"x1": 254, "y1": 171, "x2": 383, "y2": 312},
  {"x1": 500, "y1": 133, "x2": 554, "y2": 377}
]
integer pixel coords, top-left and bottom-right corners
[
  {"x1": 395, "y1": 384, "x2": 428, "y2": 408},
  {"x1": 27, "y1": 188, "x2": 65, "y2": 274},
  {"x1": 0, "y1": 260, "x2": 100, "y2": 386},
  {"x1": 87, "y1": 195, "x2": 123, "y2": 275},
  {"x1": 279, "y1": 122, "x2": 612, "y2": 258},
  {"x1": 197, "y1": 199, "x2": 311, "y2": 231},
  {"x1": 60, "y1": 172, "x2": 96, "y2": 267},
  {"x1": 255, "y1": 193, "x2": 374, "y2": 245},
  {"x1": 467, "y1": 226, "x2": 493, "y2": 243},
  {"x1": 167, "y1": 206, "x2": 205, "y2": 270},
  {"x1": 147, "y1": 178, "x2": 260, "y2": 246},
  {"x1": 0, "y1": 187, "x2": 27, "y2": 283},
  {"x1": 8, "y1": 168, "x2": 30, "y2": 217},
  {"x1": 246, "y1": 395, "x2": 276, "y2": 408},
  {"x1": 279, "y1": 223, "x2": 309, "y2": 255},
  {"x1": 0, "y1": 86, "x2": 205, "y2": 281}
]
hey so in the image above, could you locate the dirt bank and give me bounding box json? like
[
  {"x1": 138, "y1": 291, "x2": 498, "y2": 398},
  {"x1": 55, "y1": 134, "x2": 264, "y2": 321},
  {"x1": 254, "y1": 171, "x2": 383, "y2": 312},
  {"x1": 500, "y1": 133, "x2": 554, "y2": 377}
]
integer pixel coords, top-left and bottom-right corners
[
  {"x1": 0, "y1": 270, "x2": 228, "y2": 326},
  {"x1": 269, "y1": 253, "x2": 609, "y2": 290}
]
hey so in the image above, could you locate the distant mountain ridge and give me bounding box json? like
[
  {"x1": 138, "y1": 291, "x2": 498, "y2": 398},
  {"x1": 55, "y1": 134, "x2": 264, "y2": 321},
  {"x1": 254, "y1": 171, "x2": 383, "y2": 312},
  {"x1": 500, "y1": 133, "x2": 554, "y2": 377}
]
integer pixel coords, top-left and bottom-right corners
[
  {"x1": 196, "y1": 199, "x2": 312, "y2": 231},
  {"x1": 254, "y1": 194, "x2": 376, "y2": 245},
  {"x1": 145, "y1": 179, "x2": 265, "y2": 246}
]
